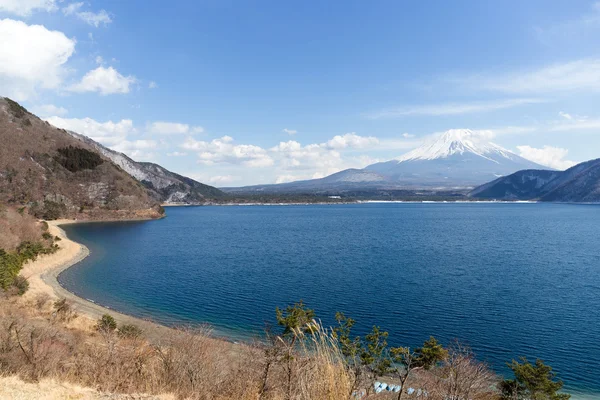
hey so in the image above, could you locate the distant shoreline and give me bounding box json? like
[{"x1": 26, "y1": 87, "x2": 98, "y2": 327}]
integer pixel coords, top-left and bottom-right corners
[{"x1": 162, "y1": 199, "x2": 540, "y2": 207}]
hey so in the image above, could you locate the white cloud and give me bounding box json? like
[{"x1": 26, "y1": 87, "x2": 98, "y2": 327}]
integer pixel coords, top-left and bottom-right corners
[
  {"x1": 111, "y1": 139, "x2": 157, "y2": 160},
  {"x1": 402, "y1": 133, "x2": 415, "y2": 138},
  {"x1": 31, "y1": 104, "x2": 68, "y2": 117},
  {"x1": 325, "y1": 132, "x2": 379, "y2": 149},
  {"x1": 558, "y1": 111, "x2": 573, "y2": 120},
  {"x1": 61, "y1": 2, "x2": 82, "y2": 15},
  {"x1": 62, "y1": 2, "x2": 111, "y2": 27},
  {"x1": 45, "y1": 116, "x2": 135, "y2": 146},
  {"x1": 182, "y1": 136, "x2": 274, "y2": 167},
  {"x1": 282, "y1": 128, "x2": 297, "y2": 135},
  {"x1": 147, "y1": 121, "x2": 204, "y2": 135},
  {"x1": 207, "y1": 175, "x2": 237, "y2": 184},
  {"x1": 366, "y1": 98, "x2": 545, "y2": 118},
  {"x1": 517, "y1": 145, "x2": 577, "y2": 170},
  {"x1": 0, "y1": 19, "x2": 75, "y2": 100},
  {"x1": 69, "y1": 66, "x2": 136, "y2": 95},
  {"x1": 167, "y1": 151, "x2": 187, "y2": 157},
  {"x1": 471, "y1": 59, "x2": 600, "y2": 94},
  {"x1": 549, "y1": 117, "x2": 600, "y2": 132},
  {"x1": 275, "y1": 175, "x2": 299, "y2": 184},
  {"x1": 0, "y1": 0, "x2": 57, "y2": 16},
  {"x1": 148, "y1": 81, "x2": 157, "y2": 89}
]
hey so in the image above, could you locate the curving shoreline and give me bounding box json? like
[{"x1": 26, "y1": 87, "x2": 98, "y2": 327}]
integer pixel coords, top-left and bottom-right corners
[{"x1": 21, "y1": 220, "x2": 174, "y2": 338}]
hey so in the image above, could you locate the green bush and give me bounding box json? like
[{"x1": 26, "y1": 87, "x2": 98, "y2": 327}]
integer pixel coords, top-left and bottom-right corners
[
  {"x1": 97, "y1": 314, "x2": 117, "y2": 332},
  {"x1": 55, "y1": 145, "x2": 103, "y2": 172},
  {"x1": 118, "y1": 324, "x2": 143, "y2": 339},
  {"x1": 0, "y1": 241, "x2": 58, "y2": 290}
]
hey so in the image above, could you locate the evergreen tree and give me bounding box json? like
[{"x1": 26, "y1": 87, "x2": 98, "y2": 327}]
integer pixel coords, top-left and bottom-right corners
[{"x1": 500, "y1": 358, "x2": 570, "y2": 400}]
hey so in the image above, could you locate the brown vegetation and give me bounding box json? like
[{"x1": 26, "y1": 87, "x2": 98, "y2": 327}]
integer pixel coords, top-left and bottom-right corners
[
  {"x1": 0, "y1": 294, "x2": 507, "y2": 400},
  {"x1": 0, "y1": 97, "x2": 161, "y2": 220}
]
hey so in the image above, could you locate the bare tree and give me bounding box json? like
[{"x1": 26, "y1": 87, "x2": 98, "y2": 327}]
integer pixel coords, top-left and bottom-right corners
[{"x1": 427, "y1": 341, "x2": 498, "y2": 400}]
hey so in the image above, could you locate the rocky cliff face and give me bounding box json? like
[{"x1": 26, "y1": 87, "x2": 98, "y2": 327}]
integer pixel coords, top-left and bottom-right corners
[
  {"x1": 66, "y1": 131, "x2": 224, "y2": 204},
  {"x1": 0, "y1": 98, "x2": 162, "y2": 220}
]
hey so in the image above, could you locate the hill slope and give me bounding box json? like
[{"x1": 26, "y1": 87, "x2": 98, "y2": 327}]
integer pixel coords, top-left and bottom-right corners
[
  {"x1": 66, "y1": 131, "x2": 225, "y2": 203},
  {"x1": 469, "y1": 158, "x2": 600, "y2": 202},
  {"x1": 0, "y1": 98, "x2": 161, "y2": 220}
]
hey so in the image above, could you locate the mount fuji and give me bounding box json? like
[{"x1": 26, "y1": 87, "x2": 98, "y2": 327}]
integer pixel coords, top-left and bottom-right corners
[{"x1": 225, "y1": 129, "x2": 547, "y2": 193}]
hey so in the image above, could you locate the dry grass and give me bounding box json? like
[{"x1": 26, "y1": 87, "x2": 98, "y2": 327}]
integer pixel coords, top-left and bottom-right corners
[
  {"x1": 0, "y1": 98, "x2": 160, "y2": 220},
  {"x1": 0, "y1": 300, "x2": 363, "y2": 400},
  {"x1": 0, "y1": 206, "x2": 43, "y2": 251}
]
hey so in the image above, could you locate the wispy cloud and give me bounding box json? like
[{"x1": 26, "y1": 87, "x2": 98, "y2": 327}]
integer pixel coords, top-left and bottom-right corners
[
  {"x1": 365, "y1": 98, "x2": 545, "y2": 119},
  {"x1": 147, "y1": 121, "x2": 204, "y2": 135},
  {"x1": 0, "y1": 0, "x2": 57, "y2": 16},
  {"x1": 62, "y1": 2, "x2": 112, "y2": 27},
  {"x1": 535, "y1": 2, "x2": 600, "y2": 45},
  {"x1": 464, "y1": 59, "x2": 600, "y2": 94}
]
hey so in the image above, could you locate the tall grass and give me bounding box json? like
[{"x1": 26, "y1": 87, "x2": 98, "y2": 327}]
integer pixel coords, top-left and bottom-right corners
[{"x1": 0, "y1": 302, "x2": 364, "y2": 399}]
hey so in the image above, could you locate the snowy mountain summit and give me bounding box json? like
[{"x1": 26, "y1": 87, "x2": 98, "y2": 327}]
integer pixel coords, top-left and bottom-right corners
[
  {"x1": 396, "y1": 129, "x2": 516, "y2": 163},
  {"x1": 226, "y1": 129, "x2": 548, "y2": 193},
  {"x1": 363, "y1": 129, "x2": 545, "y2": 187}
]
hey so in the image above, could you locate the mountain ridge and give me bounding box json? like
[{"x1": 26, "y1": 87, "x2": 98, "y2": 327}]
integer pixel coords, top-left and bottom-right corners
[
  {"x1": 225, "y1": 129, "x2": 547, "y2": 194},
  {"x1": 469, "y1": 158, "x2": 600, "y2": 202},
  {"x1": 65, "y1": 130, "x2": 225, "y2": 204},
  {"x1": 0, "y1": 97, "x2": 161, "y2": 220}
]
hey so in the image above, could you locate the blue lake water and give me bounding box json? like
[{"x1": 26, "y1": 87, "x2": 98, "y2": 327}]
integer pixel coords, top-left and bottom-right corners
[{"x1": 59, "y1": 203, "x2": 600, "y2": 398}]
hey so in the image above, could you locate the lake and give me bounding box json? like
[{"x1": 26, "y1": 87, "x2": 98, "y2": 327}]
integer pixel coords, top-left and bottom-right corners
[{"x1": 59, "y1": 203, "x2": 600, "y2": 398}]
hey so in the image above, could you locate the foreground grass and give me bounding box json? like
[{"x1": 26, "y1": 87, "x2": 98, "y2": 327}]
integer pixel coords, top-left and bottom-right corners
[{"x1": 0, "y1": 297, "x2": 506, "y2": 400}]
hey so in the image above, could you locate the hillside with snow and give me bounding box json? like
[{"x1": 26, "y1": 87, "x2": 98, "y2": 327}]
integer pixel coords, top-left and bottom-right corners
[{"x1": 226, "y1": 129, "x2": 547, "y2": 193}]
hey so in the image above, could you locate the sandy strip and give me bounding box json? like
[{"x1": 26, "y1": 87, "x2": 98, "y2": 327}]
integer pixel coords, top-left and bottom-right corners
[{"x1": 19, "y1": 220, "x2": 173, "y2": 338}]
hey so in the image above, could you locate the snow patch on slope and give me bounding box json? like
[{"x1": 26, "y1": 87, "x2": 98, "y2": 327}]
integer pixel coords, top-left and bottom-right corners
[{"x1": 395, "y1": 129, "x2": 518, "y2": 164}]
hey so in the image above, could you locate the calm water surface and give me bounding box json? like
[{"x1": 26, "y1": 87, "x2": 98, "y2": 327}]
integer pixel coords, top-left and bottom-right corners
[{"x1": 59, "y1": 204, "x2": 600, "y2": 398}]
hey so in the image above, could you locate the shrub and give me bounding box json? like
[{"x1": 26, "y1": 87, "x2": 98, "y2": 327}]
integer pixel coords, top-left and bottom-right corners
[
  {"x1": 42, "y1": 232, "x2": 53, "y2": 240},
  {"x1": 54, "y1": 145, "x2": 103, "y2": 172},
  {"x1": 97, "y1": 314, "x2": 117, "y2": 332},
  {"x1": 118, "y1": 324, "x2": 143, "y2": 339},
  {"x1": 32, "y1": 201, "x2": 67, "y2": 220},
  {"x1": 1, "y1": 241, "x2": 56, "y2": 291}
]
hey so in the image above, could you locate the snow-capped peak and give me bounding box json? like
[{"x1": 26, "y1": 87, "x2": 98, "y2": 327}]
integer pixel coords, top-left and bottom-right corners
[{"x1": 395, "y1": 129, "x2": 516, "y2": 163}]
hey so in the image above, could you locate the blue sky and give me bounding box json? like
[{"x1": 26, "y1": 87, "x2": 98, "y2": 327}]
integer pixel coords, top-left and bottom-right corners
[{"x1": 2, "y1": 0, "x2": 600, "y2": 186}]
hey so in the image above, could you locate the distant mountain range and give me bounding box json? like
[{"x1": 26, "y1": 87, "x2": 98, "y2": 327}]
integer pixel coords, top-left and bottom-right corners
[
  {"x1": 470, "y1": 158, "x2": 600, "y2": 202},
  {"x1": 224, "y1": 129, "x2": 546, "y2": 194}
]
